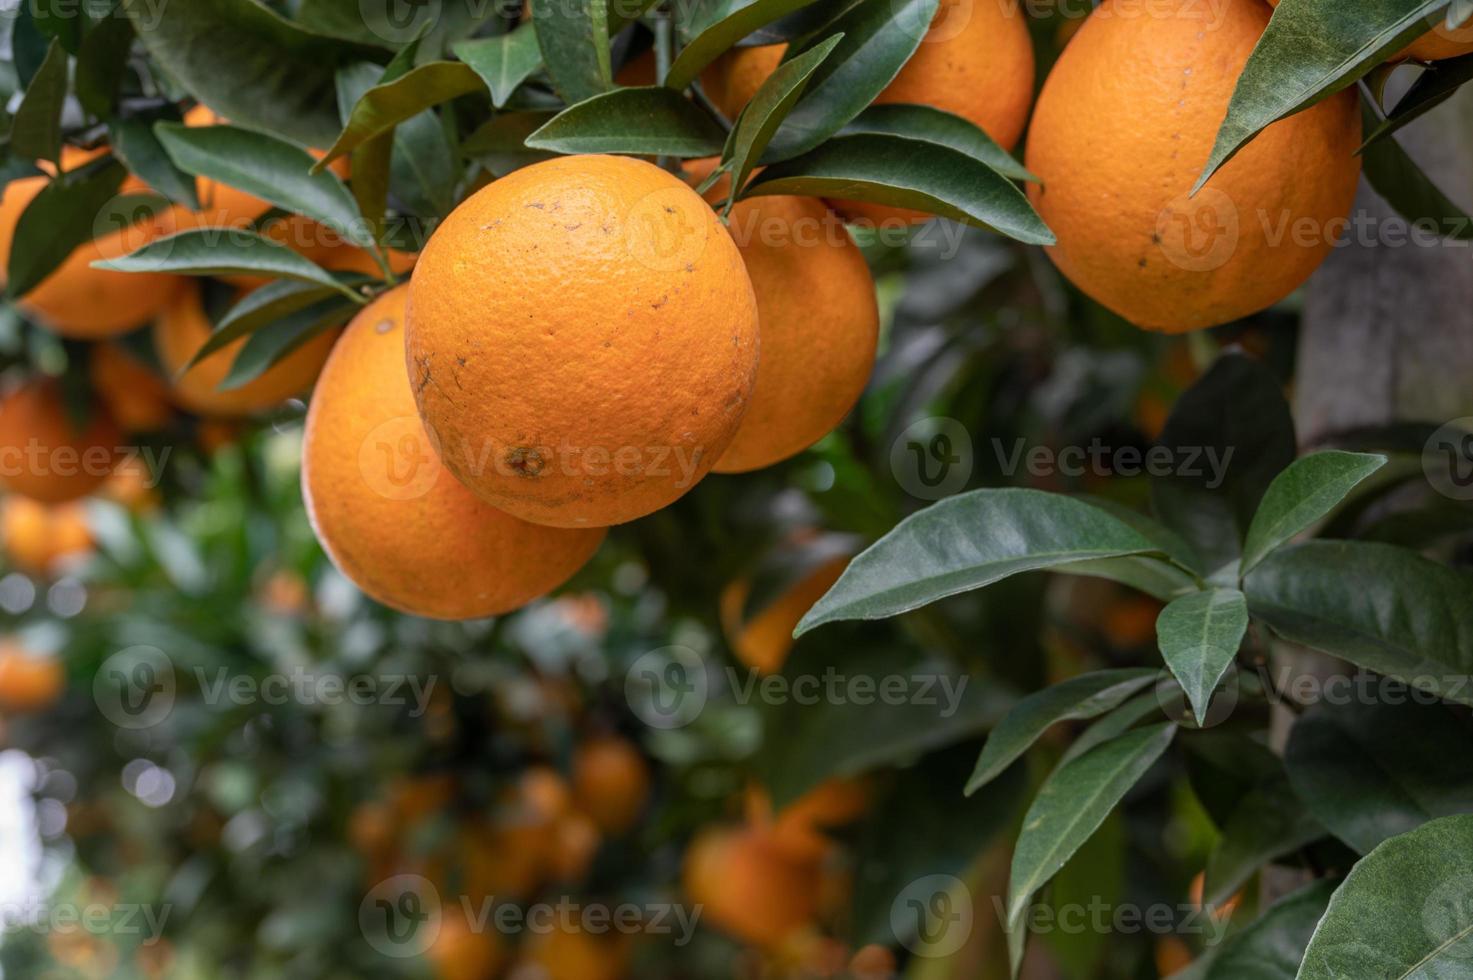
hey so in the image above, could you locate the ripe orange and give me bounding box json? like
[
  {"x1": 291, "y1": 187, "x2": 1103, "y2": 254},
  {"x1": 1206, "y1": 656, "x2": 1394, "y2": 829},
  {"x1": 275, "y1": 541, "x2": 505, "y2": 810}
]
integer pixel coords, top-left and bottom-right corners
[
  {"x1": 426, "y1": 906, "x2": 504, "y2": 980},
  {"x1": 303, "y1": 286, "x2": 605, "y2": 619},
  {"x1": 1266, "y1": 0, "x2": 1473, "y2": 61},
  {"x1": 1, "y1": 496, "x2": 93, "y2": 575},
  {"x1": 719, "y1": 556, "x2": 849, "y2": 674},
  {"x1": 701, "y1": 44, "x2": 788, "y2": 120},
  {"x1": 0, "y1": 639, "x2": 64, "y2": 712},
  {"x1": 849, "y1": 944, "x2": 898, "y2": 978},
  {"x1": 89, "y1": 344, "x2": 175, "y2": 433},
  {"x1": 747, "y1": 778, "x2": 868, "y2": 861},
  {"x1": 572, "y1": 735, "x2": 650, "y2": 836},
  {"x1": 98, "y1": 456, "x2": 162, "y2": 514},
  {"x1": 548, "y1": 811, "x2": 602, "y2": 881},
  {"x1": 683, "y1": 826, "x2": 822, "y2": 947},
  {"x1": 0, "y1": 377, "x2": 121, "y2": 503},
  {"x1": 0, "y1": 149, "x2": 184, "y2": 339},
  {"x1": 154, "y1": 282, "x2": 340, "y2": 417},
  {"x1": 406, "y1": 154, "x2": 759, "y2": 528},
  {"x1": 1025, "y1": 0, "x2": 1361, "y2": 333},
  {"x1": 712, "y1": 193, "x2": 878, "y2": 472},
  {"x1": 515, "y1": 920, "x2": 631, "y2": 980}
]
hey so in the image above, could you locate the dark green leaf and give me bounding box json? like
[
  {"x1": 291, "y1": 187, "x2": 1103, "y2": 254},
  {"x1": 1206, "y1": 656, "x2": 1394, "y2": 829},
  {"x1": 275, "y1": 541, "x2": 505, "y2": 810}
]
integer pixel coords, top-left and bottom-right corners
[
  {"x1": 1360, "y1": 53, "x2": 1473, "y2": 150},
  {"x1": 1060, "y1": 692, "x2": 1164, "y2": 765},
  {"x1": 1240, "y1": 451, "x2": 1388, "y2": 575},
  {"x1": 1203, "y1": 770, "x2": 1323, "y2": 906},
  {"x1": 317, "y1": 61, "x2": 486, "y2": 170},
  {"x1": 796, "y1": 489, "x2": 1163, "y2": 636},
  {"x1": 532, "y1": 0, "x2": 612, "y2": 104},
  {"x1": 1285, "y1": 698, "x2": 1473, "y2": 855},
  {"x1": 1203, "y1": 879, "x2": 1335, "y2": 980},
  {"x1": 191, "y1": 279, "x2": 347, "y2": 368},
  {"x1": 109, "y1": 116, "x2": 201, "y2": 209},
  {"x1": 8, "y1": 159, "x2": 127, "y2": 297},
  {"x1": 1360, "y1": 101, "x2": 1473, "y2": 241},
  {"x1": 525, "y1": 87, "x2": 727, "y2": 157},
  {"x1": 722, "y1": 35, "x2": 842, "y2": 199},
  {"x1": 1156, "y1": 588, "x2": 1248, "y2": 726},
  {"x1": 763, "y1": 0, "x2": 940, "y2": 160},
  {"x1": 74, "y1": 12, "x2": 135, "y2": 117},
  {"x1": 462, "y1": 112, "x2": 559, "y2": 175},
  {"x1": 156, "y1": 122, "x2": 373, "y2": 247},
  {"x1": 665, "y1": 0, "x2": 824, "y2": 92},
  {"x1": 965, "y1": 668, "x2": 1160, "y2": 795},
  {"x1": 12, "y1": 38, "x2": 68, "y2": 166},
  {"x1": 1150, "y1": 352, "x2": 1296, "y2": 575},
  {"x1": 1195, "y1": 0, "x2": 1443, "y2": 191},
  {"x1": 1245, "y1": 540, "x2": 1473, "y2": 708},
  {"x1": 33, "y1": 0, "x2": 83, "y2": 51},
  {"x1": 1299, "y1": 814, "x2": 1473, "y2": 978},
  {"x1": 222, "y1": 295, "x2": 356, "y2": 389},
  {"x1": 121, "y1": 0, "x2": 369, "y2": 149},
  {"x1": 390, "y1": 109, "x2": 456, "y2": 219},
  {"x1": 746, "y1": 133, "x2": 1053, "y2": 245},
  {"x1": 92, "y1": 229, "x2": 361, "y2": 298},
  {"x1": 839, "y1": 103, "x2": 1034, "y2": 182},
  {"x1": 1006, "y1": 724, "x2": 1177, "y2": 933},
  {"x1": 454, "y1": 23, "x2": 545, "y2": 108}
]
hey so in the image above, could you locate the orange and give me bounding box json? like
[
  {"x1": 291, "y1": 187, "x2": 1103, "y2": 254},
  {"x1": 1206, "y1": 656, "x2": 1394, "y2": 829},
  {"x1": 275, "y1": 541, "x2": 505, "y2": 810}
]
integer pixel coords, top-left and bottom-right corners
[
  {"x1": 572, "y1": 735, "x2": 650, "y2": 836},
  {"x1": 406, "y1": 154, "x2": 759, "y2": 528},
  {"x1": 683, "y1": 826, "x2": 822, "y2": 947},
  {"x1": 719, "y1": 556, "x2": 849, "y2": 674},
  {"x1": 303, "y1": 286, "x2": 605, "y2": 619},
  {"x1": 155, "y1": 282, "x2": 340, "y2": 417},
  {"x1": 1025, "y1": 0, "x2": 1361, "y2": 333},
  {"x1": 615, "y1": 47, "x2": 658, "y2": 86},
  {"x1": 1, "y1": 496, "x2": 93, "y2": 575},
  {"x1": 0, "y1": 639, "x2": 64, "y2": 712},
  {"x1": 426, "y1": 906, "x2": 505, "y2": 980},
  {"x1": 849, "y1": 944, "x2": 898, "y2": 978},
  {"x1": 712, "y1": 192, "x2": 877, "y2": 471},
  {"x1": 1266, "y1": 0, "x2": 1473, "y2": 61},
  {"x1": 701, "y1": 44, "x2": 788, "y2": 120},
  {"x1": 98, "y1": 456, "x2": 162, "y2": 514},
  {"x1": 548, "y1": 811, "x2": 602, "y2": 881},
  {"x1": 0, "y1": 149, "x2": 184, "y2": 339},
  {"x1": 0, "y1": 377, "x2": 122, "y2": 503},
  {"x1": 89, "y1": 344, "x2": 174, "y2": 432},
  {"x1": 747, "y1": 779, "x2": 868, "y2": 861},
  {"x1": 515, "y1": 920, "x2": 630, "y2": 980},
  {"x1": 833, "y1": 0, "x2": 1037, "y2": 227}
]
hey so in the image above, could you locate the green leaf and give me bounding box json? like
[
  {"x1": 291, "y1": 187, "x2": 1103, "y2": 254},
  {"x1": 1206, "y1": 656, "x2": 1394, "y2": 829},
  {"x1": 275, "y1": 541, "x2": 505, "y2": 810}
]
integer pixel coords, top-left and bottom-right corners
[
  {"x1": 1240, "y1": 451, "x2": 1388, "y2": 575},
  {"x1": 1285, "y1": 698, "x2": 1473, "y2": 856},
  {"x1": 1203, "y1": 770, "x2": 1324, "y2": 906},
  {"x1": 1204, "y1": 880, "x2": 1336, "y2": 980},
  {"x1": 1156, "y1": 588, "x2": 1248, "y2": 726},
  {"x1": 315, "y1": 61, "x2": 486, "y2": 171},
  {"x1": 763, "y1": 0, "x2": 940, "y2": 160},
  {"x1": 33, "y1": 0, "x2": 83, "y2": 52},
  {"x1": 1194, "y1": 0, "x2": 1444, "y2": 192},
  {"x1": 1006, "y1": 724, "x2": 1177, "y2": 933},
  {"x1": 1150, "y1": 352, "x2": 1296, "y2": 575},
  {"x1": 454, "y1": 23, "x2": 545, "y2": 108},
  {"x1": 751, "y1": 641, "x2": 1013, "y2": 808},
  {"x1": 110, "y1": 116, "x2": 201, "y2": 209},
  {"x1": 745, "y1": 133, "x2": 1055, "y2": 245},
  {"x1": 665, "y1": 0, "x2": 824, "y2": 92},
  {"x1": 1060, "y1": 693, "x2": 1164, "y2": 765},
  {"x1": 222, "y1": 295, "x2": 357, "y2": 389},
  {"x1": 839, "y1": 103, "x2": 1035, "y2": 183},
  {"x1": 796, "y1": 489, "x2": 1164, "y2": 636},
  {"x1": 8, "y1": 159, "x2": 127, "y2": 297},
  {"x1": 390, "y1": 109, "x2": 457, "y2": 219},
  {"x1": 1298, "y1": 814, "x2": 1473, "y2": 978},
  {"x1": 121, "y1": 0, "x2": 368, "y2": 150},
  {"x1": 532, "y1": 0, "x2": 612, "y2": 104},
  {"x1": 722, "y1": 35, "x2": 842, "y2": 200},
  {"x1": 156, "y1": 122, "x2": 373, "y2": 248},
  {"x1": 1360, "y1": 103, "x2": 1473, "y2": 242},
  {"x1": 965, "y1": 669, "x2": 1160, "y2": 795},
  {"x1": 190, "y1": 279, "x2": 347, "y2": 368},
  {"x1": 851, "y1": 747, "x2": 1024, "y2": 947},
  {"x1": 74, "y1": 11, "x2": 135, "y2": 117},
  {"x1": 1245, "y1": 540, "x2": 1473, "y2": 708},
  {"x1": 11, "y1": 38, "x2": 68, "y2": 167},
  {"x1": 1360, "y1": 53, "x2": 1473, "y2": 150},
  {"x1": 462, "y1": 111, "x2": 559, "y2": 176},
  {"x1": 525, "y1": 87, "x2": 727, "y2": 157},
  {"x1": 92, "y1": 229, "x2": 361, "y2": 298}
]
